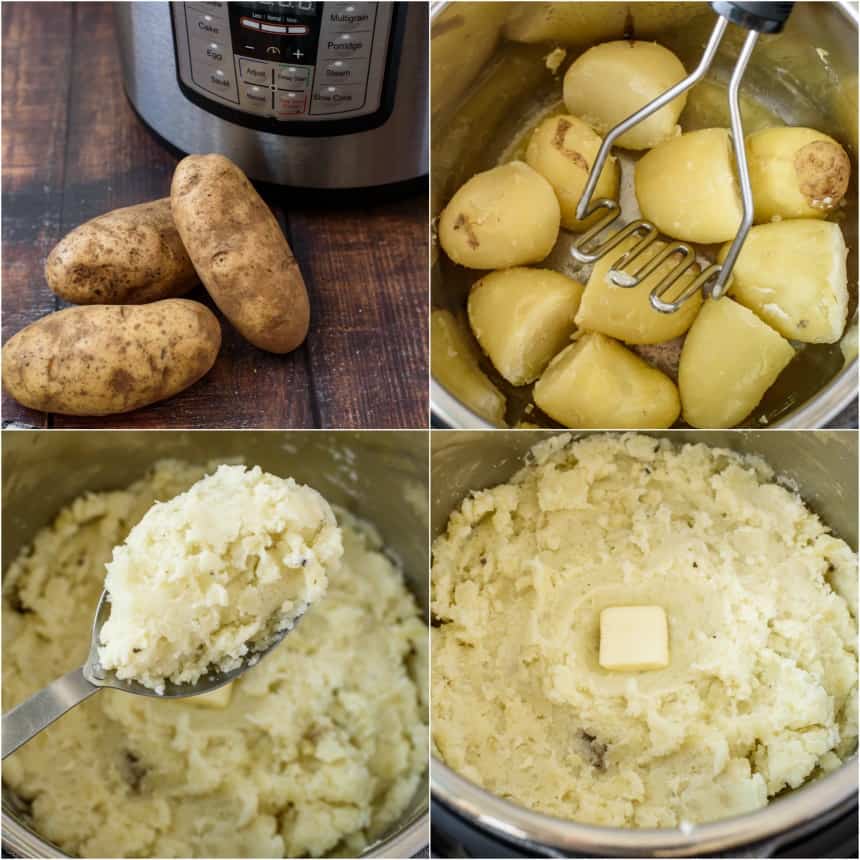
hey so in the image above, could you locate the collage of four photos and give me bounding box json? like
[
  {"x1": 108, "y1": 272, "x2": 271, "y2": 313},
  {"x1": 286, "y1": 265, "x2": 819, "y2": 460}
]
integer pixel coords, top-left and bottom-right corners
[{"x1": 1, "y1": 1, "x2": 858, "y2": 858}]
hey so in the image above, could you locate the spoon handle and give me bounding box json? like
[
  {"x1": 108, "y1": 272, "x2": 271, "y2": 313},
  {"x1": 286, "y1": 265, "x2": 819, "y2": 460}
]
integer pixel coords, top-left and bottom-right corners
[{"x1": 2, "y1": 667, "x2": 100, "y2": 759}]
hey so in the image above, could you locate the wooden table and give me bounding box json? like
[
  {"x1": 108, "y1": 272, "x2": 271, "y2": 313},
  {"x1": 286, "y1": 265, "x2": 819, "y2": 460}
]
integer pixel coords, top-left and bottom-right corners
[{"x1": 2, "y1": 2, "x2": 428, "y2": 429}]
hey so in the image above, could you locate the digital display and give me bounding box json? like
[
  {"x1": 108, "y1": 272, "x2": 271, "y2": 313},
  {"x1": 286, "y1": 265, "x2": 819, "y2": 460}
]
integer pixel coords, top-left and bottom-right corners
[{"x1": 280, "y1": 2, "x2": 316, "y2": 10}]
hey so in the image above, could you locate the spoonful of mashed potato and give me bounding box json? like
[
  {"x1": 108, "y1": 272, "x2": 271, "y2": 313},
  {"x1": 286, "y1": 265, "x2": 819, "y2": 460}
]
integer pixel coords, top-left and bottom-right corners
[{"x1": 2, "y1": 465, "x2": 342, "y2": 758}]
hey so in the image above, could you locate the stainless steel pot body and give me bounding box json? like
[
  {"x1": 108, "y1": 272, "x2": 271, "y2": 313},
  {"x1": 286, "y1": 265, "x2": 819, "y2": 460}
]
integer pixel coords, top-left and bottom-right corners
[
  {"x1": 1, "y1": 430, "x2": 429, "y2": 859},
  {"x1": 115, "y1": 2, "x2": 428, "y2": 188},
  {"x1": 431, "y1": 429, "x2": 858, "y2": 856},
  {"x1": 430, "y1": 1, "x2": 859, "y2": 428}
]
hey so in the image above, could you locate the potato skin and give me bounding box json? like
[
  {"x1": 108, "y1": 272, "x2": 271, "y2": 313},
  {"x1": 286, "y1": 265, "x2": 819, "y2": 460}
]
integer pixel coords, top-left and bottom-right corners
[
  {"x1": 2, "y1": 300, "x2": 221, "y2": 415},
  {"x1": 45, "y1": 199, "x2": 198, "y2": 305},
  {"x1": 563, "y1": 41, "x2": 688, "y2": 151},
  {"x1": 746, "y1": 127, "x2": 851, "y2": 223},
  {"x1": 171, "y1": 154, "x2": 309, "y2": 354},
  {"x1": 438, "y1": 161, "x2": 560, "y2": 269}
]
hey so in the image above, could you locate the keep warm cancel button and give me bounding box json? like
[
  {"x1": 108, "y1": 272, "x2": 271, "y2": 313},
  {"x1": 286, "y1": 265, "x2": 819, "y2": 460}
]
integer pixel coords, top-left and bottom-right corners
[{"x1": 311, "y1": 84, "x2": 364, "y2": 114}]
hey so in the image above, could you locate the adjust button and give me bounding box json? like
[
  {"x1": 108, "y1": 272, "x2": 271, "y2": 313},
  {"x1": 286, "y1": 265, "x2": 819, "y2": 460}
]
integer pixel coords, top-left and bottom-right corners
[
  {"x1": 239, "y1": 58, "x2": 272, "y2": 86},
  {"x1": 319, "y1": 33, "x2": 369, "y2": 60},
  {"x1": 311, "y1": 83, "x2": 365, "y2": 114},
  {"x1": 319, "y1": 58, "x2": 367, "y2": 85},
  {"x1": 275, "y1": 65, "x2": 311, "y2": 90}
]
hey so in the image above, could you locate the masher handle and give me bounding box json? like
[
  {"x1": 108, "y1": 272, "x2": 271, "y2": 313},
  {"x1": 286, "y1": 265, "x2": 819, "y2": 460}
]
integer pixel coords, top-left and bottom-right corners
[{"x1": 710, "y1": 2, "x2": 794, "y2": 33}]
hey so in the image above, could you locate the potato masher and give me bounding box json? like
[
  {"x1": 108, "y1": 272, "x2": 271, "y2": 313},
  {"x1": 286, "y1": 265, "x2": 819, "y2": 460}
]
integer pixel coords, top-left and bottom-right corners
[{"x1": 572, "y1": 2, "x2": 794, "y2": 314}]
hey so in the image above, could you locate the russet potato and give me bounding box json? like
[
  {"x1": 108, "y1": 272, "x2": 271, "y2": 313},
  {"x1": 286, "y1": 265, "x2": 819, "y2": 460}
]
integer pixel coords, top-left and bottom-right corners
[
  {"x1": 635, "y1": 128, "x2": 743, "y2": 243},
  {"x1": 438, "y1": 161, "x2": 561, "y2": 269},
  {"x1": 576, "y1": 236, "x2": 703, "y2": 344},
  {"x1": 533, "y1": 331, "x2": 680, "y2": 428},
  {"x1": 679, "y1": 297, "x2": 795, "y2": 428},
  {"x1": 746, "y1": 126, "x2": 851, "y2": 223},
  {"x1": 563, "y1": 40, "x2": 688, "y2": 150},
  {"x1": 720, "y1": 220, "x2": 848, "y2": 344},
  {"x1": 431, "y1": 308, "x2": 506, "y2": 425},
  {"x1": 525, "y1": 114, "x2": 619, "y2": 230},
  {"x1": 468, "y1": 268, "x2": 584, "y2": 385}
]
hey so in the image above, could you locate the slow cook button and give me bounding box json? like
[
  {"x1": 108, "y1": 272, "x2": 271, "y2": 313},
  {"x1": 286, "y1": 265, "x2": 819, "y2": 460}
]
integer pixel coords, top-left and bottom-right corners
[
  {"x1": 311, "y1": 84, "x2": 364, "y2": 114},
  {"x1": 320, "y1": 58, "x2": 367, "y2": 84},
  {"x1": 276, "y1": 90, "x2": 307, "y2": 116},
  {"x1": 242, "y1": 85, "x2": 271, "y2": 111},
  {"x1": 320, "y1": 33, "x2": 368, "y2": 59},
  {"x1": 187, "y1": 8, "x2": 227, "y2": 39},
  {"x1": 239, "y1": 58, "x2": 272, "y2": 85},
  {"x1": 275, "y1": 65, "x2": 310, "y2": 89}
]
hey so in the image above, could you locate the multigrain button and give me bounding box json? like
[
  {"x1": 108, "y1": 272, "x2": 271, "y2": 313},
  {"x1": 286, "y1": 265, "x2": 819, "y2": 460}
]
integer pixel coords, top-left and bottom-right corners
[
  {"x1": 325, "y1": 3, "x2": 374, "y2": 33},
  {"x1": 275, "y1": 65, "x2": 310, "y2": 89},
  {"x1": 239, "y1": 59, "x2": 272, "y2": 85},
  {"x1": 321, "y1": 33, "x2": 368, "y2": 59}
]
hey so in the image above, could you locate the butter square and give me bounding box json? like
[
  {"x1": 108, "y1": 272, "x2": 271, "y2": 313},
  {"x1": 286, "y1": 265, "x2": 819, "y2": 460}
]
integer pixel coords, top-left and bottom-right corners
[
  {"x1": 189, "y1": 681, "x2": 234, "y2": 709},
  {"x1": 599, "y1": 605, "x2": 669, "y2": 672}
]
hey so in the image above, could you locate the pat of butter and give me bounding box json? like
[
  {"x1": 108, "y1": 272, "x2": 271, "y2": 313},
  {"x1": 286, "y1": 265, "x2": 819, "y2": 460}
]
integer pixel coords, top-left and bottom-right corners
[
  {"x1": 189, "y1": 682, "x2": 234, "y2": 709},
  {"x1": 599, "y1": 605, "x2": 669, "y2": 672}
]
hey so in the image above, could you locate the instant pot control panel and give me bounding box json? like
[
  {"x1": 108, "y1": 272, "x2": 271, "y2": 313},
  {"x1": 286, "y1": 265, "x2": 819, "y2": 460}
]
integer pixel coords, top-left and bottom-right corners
[{"x1": 171, "y1": 2, "x2": 399, "y2": 135}]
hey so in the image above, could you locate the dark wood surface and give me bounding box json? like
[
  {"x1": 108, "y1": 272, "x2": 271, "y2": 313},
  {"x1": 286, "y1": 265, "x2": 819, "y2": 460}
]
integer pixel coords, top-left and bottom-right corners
[{"x1": 1, "y1": 2, "x2": 428, "y2": 429}]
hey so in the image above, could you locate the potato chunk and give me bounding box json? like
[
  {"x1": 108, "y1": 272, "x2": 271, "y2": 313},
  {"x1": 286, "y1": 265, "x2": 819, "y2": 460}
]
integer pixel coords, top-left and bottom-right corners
[
  {"x1": 746, "y1": 127, "x2": 851, "y2": 223},
  {"x1": 438, "y1": 161, "x2": 560, "y2": 269},
  {"x1": 525, "y1": 115, "x2": 619, "y2": 230},
  {"x1": 576, "y1": 236, "x2": 702, "y2": 344},
  {"x1": 720, "y1": 220, "x2": 848, "y2": 344},
  {"x1": 563, "y1": 41, "x2": 688, "y2": 150},
  {"x1": 431, "y1": 309, "x2": 506, "y2": 424},
  {"x1": 468, "y1": 268, "x2": 584, "y2": 385},
  {"x1": 635, "y1": 128, "x2": 742, "y2": 243},
  {"x1": 679, "y1": 298, "x2": 794, "y2": 428},
  {"x1": 533, "y1": 332, "x2": 680, "y2": 428}
]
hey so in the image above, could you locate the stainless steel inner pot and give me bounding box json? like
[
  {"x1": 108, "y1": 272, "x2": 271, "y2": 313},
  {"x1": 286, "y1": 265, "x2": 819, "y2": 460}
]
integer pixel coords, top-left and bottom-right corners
[
  {"x1": 430, "y1": 1, "x2": 859, "y2": 429},
  {"x1": 431, "y1": 430, "x2": 858, "y2": 857},
  {"x1": 1, "y1": 430, "x2": 429, "y2": 860}
]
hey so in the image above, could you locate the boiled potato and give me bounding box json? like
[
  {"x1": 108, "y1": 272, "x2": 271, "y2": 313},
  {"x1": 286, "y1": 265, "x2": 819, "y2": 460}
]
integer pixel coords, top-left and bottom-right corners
[
  {"x1": 563, "y1": 41, "x2": 688, "y2": 150},
  {"x1": 576, "y1": 236, "x2": 702, "y2": 344},
  {"x1": 635, "y1": 128, "x2": 743, "y2": 243},
  {"x1": 720, "y1": 220, "x2": 848, "y2": 344},
  {"x1": 533, "y1": 332, "x2": 680, "y2": 428},
  {"x1": 45, "y1": 199, "x2": 197, "y2": 305},
  {"x1": 468, "y1": 268, "x2": 584, "y2": 385},
  {"x1": 438, "y1": 161, "x2": 560, "y2": 269},
  {"x1": 431, "y1": 309, "x2": 506, "y2": 425},
  {"x1": 171, "y1": 154, "x2": 309, "y2": 354},
  {"x1": 746, "y1": 126, "x2": 851, "y2": 222},
  {"x1": 525, "y1": 114, "x2": 620, "y2": 230},
  {"x1": 2, "y1": 300, "x2": 221, "y2": 416},
  {"x1": 679, "y1": 298, "x2": 794, "y2": 428}
]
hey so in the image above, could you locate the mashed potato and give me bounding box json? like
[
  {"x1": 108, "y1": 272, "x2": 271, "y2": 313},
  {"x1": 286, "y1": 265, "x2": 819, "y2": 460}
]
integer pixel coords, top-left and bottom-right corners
[
  {"x1": 98, "y1": 465, "x2": 342, "y2": 693},
  {"x1": 432, "y1": 433, "x2": 857, "y2": 828},
  {"x1": 3, "y1": 460, "x2": 427, "y2": 858}
]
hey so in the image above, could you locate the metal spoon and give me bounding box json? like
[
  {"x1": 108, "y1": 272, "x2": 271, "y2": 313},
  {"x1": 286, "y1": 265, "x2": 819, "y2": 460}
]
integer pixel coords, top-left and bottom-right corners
[{"x1": 2, "y1": 589, "x2": 297, "y2": 759}]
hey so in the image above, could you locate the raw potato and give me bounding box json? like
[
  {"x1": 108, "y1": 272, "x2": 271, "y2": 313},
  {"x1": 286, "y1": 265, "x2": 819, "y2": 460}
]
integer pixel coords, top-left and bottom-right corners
[
  {"x1": 679, "y1": 298, "x2": 794, "y2": 428},
  {"x1": 576, "y1": 236, "x2": 702, "y2": 343},
  {"x1": 746, "y1": 126, "x2": 851, "y2": 222},
  {"x1": 2, "y1": 300, "x2": 221, "y2": 416},
  {"x1": 534, "y1": 332, "x2": 680, "y2": 428},
  {"x1": 525, "y1": 115, "x2": 619, "y2": 230},
  {"x1": 563, "y1": 41, "x2": 688, "y2": 150},
  {"x1": 635, "y1": 128, "x2": 743, "y2": 243},
  {"x1": 171, "y1": 154, "x2": 309, "y2": 354},
  {"x1": 45, "y1": 199, "x2": 198, "y2": 305},
  {"x1": 431, "y1": 309, "x2": 506, "y2": 424},
  {"x1": 468, "y1": 268, "x2": 584, "y2": 385},
  {"x1": 720, "y1": 220, "x2": 848, "y2": 344},
  {"x1": 438, "y1": 161, "x2": 561, "y2": 269}
]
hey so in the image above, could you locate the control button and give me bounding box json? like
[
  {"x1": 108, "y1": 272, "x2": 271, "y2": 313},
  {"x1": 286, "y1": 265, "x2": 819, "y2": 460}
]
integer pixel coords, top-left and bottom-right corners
[
  {"x1": 260, "y1": 22, "x2": 287, "y2": 34},
  {"x1": 319, "y1": 58, "x2": 367, "y2": 85},
  {"x1": 240, "y1": 16, "x2": 261, "y2": 31},
  {"x1": 276, "y1": 90, "x2": 307, "y2": 116},
  {"x1": 325, "y1": 3, "x2": 375, "y2": 33},
  {"x1": 198, "y1": 40, "x2": 227, "y2": 63},
  {"x1": 242, "y1": 85, "x2": 272, "y2": 112},
  {"x1": 265, "y1": 46, "x2": 283, "y2": 57},
  {"x1": 286, "y1": 25, "x2": 310, "y2": 35},
  {"x1": 311, "y1": 83, "x2": 364, "y2": 114},
  {"x1": 200, "y1": 67, "x2": 236, "y2": 97},
  {"x1": 187, "y1": 8, "x2": 227, "y2": 39},
  {"x1": 320, "y1": 33, "x2": 369, "y2": 59},
  {"x1": 239, "y1": 58, "x2": 272, "y2": 86},
  {"x1": 275, "y1": 65, "x2": 311, "y2": 89}
]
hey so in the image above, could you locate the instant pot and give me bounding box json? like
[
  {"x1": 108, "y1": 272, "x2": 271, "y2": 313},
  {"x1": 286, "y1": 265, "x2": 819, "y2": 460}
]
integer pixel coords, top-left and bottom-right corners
[
  {"x1": 115, "y1": 2, "x2": 428, "y2": 187},
  {"x1": 1, "y1": 430, "x2": 429, "y2": 859},
  {"x1": 430, "y1": 1, "x2": 859, "y2": 428},
  {"x1": 430, "y1": 430, "x2": 859, "y2": 858}
]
